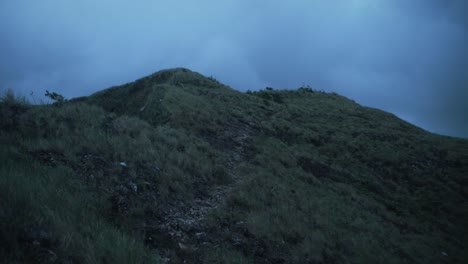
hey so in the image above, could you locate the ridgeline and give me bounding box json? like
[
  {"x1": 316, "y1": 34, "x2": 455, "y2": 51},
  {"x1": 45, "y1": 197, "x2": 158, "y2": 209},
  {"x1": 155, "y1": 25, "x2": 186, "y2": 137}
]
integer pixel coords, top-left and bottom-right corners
[{"x1": 1, "y1": 68, "x2": 467, "y2": 263}]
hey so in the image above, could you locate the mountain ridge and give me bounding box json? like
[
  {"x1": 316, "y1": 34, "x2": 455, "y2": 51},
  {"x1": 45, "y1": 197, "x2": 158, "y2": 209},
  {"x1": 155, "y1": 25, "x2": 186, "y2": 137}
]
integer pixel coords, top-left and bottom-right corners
[{"x1": 1, "y1": 68, "x2": 467, "y2": 263}]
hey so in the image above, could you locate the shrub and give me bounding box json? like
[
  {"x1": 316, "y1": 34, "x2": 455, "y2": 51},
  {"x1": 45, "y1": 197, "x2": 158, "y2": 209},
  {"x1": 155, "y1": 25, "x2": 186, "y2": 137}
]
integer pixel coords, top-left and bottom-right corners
[{"x1": 45, "y1": 90, "x2": 66, "y2": 105}]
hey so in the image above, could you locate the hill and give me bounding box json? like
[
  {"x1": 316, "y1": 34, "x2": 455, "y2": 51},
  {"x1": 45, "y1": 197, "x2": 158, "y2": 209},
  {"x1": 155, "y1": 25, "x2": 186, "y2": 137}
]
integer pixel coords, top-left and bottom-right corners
[{"x1": 1, "y1": 68, "x2": 467, "y2": 263}]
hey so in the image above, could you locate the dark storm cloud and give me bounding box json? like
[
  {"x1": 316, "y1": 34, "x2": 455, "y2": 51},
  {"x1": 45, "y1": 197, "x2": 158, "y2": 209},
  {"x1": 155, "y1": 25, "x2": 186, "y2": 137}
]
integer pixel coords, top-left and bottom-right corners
[{"x1": 1, "y1": 0, "x2": 467, "y2": 137}]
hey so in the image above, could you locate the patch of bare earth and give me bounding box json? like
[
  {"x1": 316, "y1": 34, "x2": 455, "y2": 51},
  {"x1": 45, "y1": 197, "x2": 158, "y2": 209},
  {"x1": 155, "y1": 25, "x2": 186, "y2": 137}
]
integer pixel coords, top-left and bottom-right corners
[{"x1": 151, "y1": 123, "x2": 255, "y2": 262}]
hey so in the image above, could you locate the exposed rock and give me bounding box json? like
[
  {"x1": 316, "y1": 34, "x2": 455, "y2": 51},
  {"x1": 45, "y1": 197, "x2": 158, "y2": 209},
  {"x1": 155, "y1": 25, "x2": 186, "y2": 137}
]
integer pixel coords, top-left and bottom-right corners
[
  {"x1": 178, "y1": 242, "x2": 189, "y2": 251},
  {"x1": 141, "y1": 122, "x2": 257, "y2": 262},
  {"x1": 127, "y1": 181, "x2": 138, "y2": 194}
]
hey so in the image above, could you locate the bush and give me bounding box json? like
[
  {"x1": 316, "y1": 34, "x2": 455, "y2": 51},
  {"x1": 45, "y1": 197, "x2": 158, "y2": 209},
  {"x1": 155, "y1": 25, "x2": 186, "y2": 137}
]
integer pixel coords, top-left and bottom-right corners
[{"x1": 45, "y1": 90, "x2": 66, "y2": 105}]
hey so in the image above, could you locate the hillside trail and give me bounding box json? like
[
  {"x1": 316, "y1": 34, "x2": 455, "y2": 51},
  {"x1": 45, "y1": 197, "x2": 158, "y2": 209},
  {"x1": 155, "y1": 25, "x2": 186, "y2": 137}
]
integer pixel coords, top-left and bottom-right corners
[{"x1": 154, "y1": 122, "x2": 254, "y2": 254}]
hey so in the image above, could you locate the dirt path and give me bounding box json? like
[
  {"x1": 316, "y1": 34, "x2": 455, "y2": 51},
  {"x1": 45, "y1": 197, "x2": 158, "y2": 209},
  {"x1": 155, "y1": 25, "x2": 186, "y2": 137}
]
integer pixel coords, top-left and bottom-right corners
[{"x1": 153, "y1": 123, "x2": 254, "y2": 260}]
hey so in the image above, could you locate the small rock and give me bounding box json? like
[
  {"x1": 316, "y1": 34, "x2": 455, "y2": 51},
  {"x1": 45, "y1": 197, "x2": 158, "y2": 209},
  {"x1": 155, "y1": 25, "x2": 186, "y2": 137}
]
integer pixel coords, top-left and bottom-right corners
[
  {"x1": 441, "y1": 251, "x2": 448, "y2": 257},
  {"x1": 127, "y1": 181, "x2": 138, "y2": 194},
  {"x1": 178, "y1": 242, "x2": 189, "y2": 251},
  {"x1": 236, "y1": 221, "x2": 245, "y2": 226},
  {"x1": 119, "y1": 162, "x2": 127, "y2": 167},
  {"x1": 178, "y1": 242, "x2": 196, "y2": 252},
  {"x1": 195, "y1": 232, "x2": 207, "y2": 241},
  {"x1": 88, "y1": 174, "x2": 95, "y2": 181},
  {"x1": 231, "y1": 234, "x2": 246, "y2": 247}
]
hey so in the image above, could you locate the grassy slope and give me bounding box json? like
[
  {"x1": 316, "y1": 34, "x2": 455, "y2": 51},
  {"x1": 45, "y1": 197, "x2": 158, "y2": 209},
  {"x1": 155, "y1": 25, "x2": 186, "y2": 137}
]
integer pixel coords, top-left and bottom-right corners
[
  {"x1": 1, "y1": 68, "x2": 467, "y2": 263},
  {"x1": 0, "y1": 95, "x2": 159, "y2": 263}
]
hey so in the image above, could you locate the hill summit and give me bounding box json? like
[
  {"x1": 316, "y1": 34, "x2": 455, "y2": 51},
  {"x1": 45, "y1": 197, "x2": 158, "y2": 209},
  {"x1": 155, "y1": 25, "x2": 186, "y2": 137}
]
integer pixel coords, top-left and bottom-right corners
[{"x1": 1, "y1": 68, "x2": 467, "y2": 263}]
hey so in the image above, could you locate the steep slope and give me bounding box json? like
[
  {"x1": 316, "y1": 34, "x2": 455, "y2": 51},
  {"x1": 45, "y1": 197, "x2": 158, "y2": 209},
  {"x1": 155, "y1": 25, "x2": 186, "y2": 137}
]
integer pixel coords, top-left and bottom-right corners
[{"x1": 1, "y1": 68, "x2": 467, "y2": 263}]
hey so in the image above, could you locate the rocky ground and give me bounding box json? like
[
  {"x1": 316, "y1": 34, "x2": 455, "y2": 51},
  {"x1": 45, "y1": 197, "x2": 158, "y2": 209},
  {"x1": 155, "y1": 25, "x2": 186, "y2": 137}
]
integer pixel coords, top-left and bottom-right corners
[
  {"x1": 152, "y1": 123, "x2": 256, "y2": 262},
  {"x1": 27, "y1": 122, "x2": 262, "y2": 263}
]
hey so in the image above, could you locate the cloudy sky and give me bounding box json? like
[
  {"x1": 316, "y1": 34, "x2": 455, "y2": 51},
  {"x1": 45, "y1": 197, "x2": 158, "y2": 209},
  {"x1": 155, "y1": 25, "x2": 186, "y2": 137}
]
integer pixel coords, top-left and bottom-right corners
[{"x1": 1, "y1": 0, "x2": 467, "y2": 137}]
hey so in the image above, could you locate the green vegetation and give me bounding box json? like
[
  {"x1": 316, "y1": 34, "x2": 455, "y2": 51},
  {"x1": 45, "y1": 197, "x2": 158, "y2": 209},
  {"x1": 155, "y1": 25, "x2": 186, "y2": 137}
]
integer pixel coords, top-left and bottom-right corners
[
  {"x1": 1, "y1": 68, "x2": 467, "y2": 263},
  {"x1": 45, "y1": 90, "x2": 67, "y2": 105},
  {"x1": 0, "y1": 91, "x2": 160, "y2": 263}
]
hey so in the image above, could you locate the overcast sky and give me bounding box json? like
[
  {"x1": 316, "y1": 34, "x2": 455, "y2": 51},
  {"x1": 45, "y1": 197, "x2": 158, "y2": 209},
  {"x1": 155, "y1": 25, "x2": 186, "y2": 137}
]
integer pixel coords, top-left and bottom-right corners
[{"x1": 1, "y1": 0, "x2": 467, "y2": 137}]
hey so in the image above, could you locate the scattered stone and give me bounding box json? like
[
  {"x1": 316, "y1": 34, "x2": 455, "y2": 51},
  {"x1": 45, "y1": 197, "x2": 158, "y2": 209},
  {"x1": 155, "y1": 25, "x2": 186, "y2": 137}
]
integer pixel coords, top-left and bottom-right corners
[
  {"x1": 119, "y1": 162, "x2": 127, "y2": 168},
  {"x1": 178, "y1": 242, "x2": 189, "y2": 251},
  {"x1": 195, "y1": 232, "x2": 206, "y2": 241},
  {"x1": 127, "y1": 181, "x2": 138, "y2": 194},
  {"x1": 160, "y1": 257, "x2": 171, "y2": 263},
  {"x1": 231, "y1": 234, "x2": 247, "y2": 247},
  {"x1": 178, "y1": 242, "x2": 196, "y2": 253},
  {"x1": 154, "y1": 165, "x2": 161, "y2": 172}
]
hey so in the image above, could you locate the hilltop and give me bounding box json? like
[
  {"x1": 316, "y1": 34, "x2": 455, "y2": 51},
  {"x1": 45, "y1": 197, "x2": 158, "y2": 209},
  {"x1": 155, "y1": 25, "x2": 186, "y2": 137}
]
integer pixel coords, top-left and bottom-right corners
[{"x1": 1, "y1": 68, "x2": 467, "y2": 263}]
